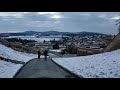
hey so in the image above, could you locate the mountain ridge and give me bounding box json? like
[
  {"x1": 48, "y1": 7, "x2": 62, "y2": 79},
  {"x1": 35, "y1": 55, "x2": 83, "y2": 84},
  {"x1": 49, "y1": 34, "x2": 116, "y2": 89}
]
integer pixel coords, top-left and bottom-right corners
[{"x1": 0, "y1": 30, "x2": 109, "y2": 37}]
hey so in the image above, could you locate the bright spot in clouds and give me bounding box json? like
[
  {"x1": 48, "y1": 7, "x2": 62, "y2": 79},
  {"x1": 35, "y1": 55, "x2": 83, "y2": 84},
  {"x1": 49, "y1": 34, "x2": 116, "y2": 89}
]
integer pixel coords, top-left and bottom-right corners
[
  {"x1": 111, "y1": 16, "x2": 120, "y2": 20},
  {"x1": 38, "y1": 12, "x2": 60, "y2": 15},
  {"x1": 51, "y1": 15, "x2": 62, "y2": 19}
]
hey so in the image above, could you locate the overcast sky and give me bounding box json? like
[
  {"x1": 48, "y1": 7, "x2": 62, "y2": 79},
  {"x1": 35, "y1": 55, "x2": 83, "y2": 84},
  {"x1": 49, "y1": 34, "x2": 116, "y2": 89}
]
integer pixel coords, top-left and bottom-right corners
[{"x1": 0, "y1": 12, "x2": 120, "y2": 35}]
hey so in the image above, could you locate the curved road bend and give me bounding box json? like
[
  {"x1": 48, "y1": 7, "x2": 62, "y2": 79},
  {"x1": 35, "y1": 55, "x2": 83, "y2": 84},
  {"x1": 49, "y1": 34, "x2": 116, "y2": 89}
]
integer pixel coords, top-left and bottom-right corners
[{"x1": 15, "y1": 58, "x2": 78, "y2": 78}]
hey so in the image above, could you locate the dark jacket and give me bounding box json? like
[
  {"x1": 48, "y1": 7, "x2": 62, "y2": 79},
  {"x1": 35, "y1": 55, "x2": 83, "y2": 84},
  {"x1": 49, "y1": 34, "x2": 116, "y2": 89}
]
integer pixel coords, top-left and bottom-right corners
[
  {"x1": 38, "y1": 51, "x2": 41, "y2": 58},
  {"x1": 44, "y1": 50, "x2": 48, "y2": 56},
  {"x1": 38, "y1": 51, "x2": 41, "y2": 55}
]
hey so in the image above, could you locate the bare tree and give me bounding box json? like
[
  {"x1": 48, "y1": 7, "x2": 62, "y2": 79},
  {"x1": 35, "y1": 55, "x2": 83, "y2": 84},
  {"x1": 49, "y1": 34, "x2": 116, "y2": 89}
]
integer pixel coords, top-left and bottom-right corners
[{"x1": 116, "y1": 19, "x2": 120, "y2": 33}]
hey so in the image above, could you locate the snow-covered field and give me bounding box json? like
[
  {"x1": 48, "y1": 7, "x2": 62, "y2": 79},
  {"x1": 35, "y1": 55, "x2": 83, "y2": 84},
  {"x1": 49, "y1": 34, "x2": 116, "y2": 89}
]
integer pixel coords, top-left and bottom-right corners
[
  {"x1": 52, "y1": 49, "x2": 120, "y2": 78},
  {"x1": 48, "y1": 53, "x2": 59, "y2": 58},
  {"x1": 0, "y1": 60, "x2": 22, "y2": 78},
  {"x1": 0, "y1": 44, "x2": 39, "y2": 62},
  {"x1": 23, "y1": 37, "x2": 60, "y2": 42},
  {"x1": 5, "y1": 36, "x2": 60, "y2": 42},
  {"x1": 49, "y1": 49, "x2": 62, "y2": 53}
]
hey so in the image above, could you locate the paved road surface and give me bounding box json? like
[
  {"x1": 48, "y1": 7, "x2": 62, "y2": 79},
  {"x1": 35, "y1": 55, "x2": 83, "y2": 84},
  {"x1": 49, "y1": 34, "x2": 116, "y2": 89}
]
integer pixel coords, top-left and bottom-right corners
[{"x1": 15, "y1": 58, "x2": 78, "y2": 78}]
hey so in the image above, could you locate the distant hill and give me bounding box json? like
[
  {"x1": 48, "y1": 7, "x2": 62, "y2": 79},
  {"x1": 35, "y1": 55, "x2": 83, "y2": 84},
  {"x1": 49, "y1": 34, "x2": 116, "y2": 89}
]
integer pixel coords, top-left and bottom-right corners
[
  {"x1": 0, "y1": 31, "x2": 41, "y2": 37},
  {"x1": 0, "y1": 31, "x2": 108, "y2": 37},
  {"x1": 0, "y1": 33, "x2": 10, "y2": 37},
  {"x1": 41, "y1": 31, "x2": 60, "y2": 36},
  {"x1": 76, "y1": 31, "x2": 106, "y2": 36},
  {"x1": 21, "y1": 31, "x2": 41, "y2": 35}
]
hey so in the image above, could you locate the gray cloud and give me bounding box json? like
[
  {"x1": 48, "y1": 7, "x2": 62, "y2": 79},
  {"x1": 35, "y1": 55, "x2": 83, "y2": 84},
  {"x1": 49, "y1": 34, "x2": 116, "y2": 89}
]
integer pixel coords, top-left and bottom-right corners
[{"x1": 0, "y1": 12, "x2": 119, "y2": 35}]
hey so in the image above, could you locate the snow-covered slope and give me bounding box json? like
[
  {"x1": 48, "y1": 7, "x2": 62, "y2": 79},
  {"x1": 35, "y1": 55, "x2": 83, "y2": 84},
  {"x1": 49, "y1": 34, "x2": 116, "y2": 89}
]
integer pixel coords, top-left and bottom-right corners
[
  {"x1": 0, "y1": 43, "x2": 39, "y2": 78},
  {"x1": 0, "y1": 44, "x2": 37, "y2": 62},
  {"x1": 52, "y1": 49, "x2": 120, "y2": 78},
  {"x1": 0, "y1": 60, "x2": 22, "y2": 78}
]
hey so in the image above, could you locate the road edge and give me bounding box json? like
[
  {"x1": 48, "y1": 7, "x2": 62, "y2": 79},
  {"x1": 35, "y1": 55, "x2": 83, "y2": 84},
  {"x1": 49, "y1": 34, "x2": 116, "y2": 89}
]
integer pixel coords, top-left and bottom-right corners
[
  {"x1": 13, "y1": 58, "x2": 38, "y2": 78},
  {"x1": 51, "y1": 58, "x2": 84, "y2": 78}
]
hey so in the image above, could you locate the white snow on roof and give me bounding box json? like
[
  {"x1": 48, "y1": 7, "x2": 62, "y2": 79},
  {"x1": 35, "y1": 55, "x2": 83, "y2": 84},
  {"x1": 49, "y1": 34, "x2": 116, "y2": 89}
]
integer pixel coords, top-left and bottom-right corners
[{"x1": 52, "y1": 49, "x2": 120, "y2": 78}]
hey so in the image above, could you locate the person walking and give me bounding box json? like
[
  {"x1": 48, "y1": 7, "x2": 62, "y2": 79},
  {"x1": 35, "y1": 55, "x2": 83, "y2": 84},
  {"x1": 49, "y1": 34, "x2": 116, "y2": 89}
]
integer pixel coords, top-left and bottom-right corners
[
  {"x1": 61, "y1": 50, "x2": 65, "y2": 57},
  {"x1": 38, "y1": 50, "x2": 41, "y2": 59},
  {"x1": 44, "y1": 49, "x2": 48, "y2": 60}
]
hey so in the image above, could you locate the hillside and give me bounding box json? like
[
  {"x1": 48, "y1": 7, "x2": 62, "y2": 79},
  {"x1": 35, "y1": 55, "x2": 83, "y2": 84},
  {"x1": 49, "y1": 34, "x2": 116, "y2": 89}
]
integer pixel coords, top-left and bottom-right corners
[
  {"x1": 52, "y1": 49, "x2": 120, "y2": 78},
  {"x1": 0, "y1": 43, "x2": 40, "y2": 78},
  {"x1": 0, "y1": 60, "x2": 22, "y2": 78},
  {"x1": 103, "y1": 33, "x2": 120, "y2": 52},
  {"x1": 0, "y1": 44, "x2": 37, "y2": 62}
]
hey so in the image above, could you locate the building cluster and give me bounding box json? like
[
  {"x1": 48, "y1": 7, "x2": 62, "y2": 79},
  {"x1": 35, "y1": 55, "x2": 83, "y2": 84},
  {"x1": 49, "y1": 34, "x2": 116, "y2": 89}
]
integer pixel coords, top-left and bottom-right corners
[
  {"x1": 61, "y1": 35, "x2": 114, "y2": 49},
  {"x1": 13, "y1": 34, "x2": 114, "y2": 55}
]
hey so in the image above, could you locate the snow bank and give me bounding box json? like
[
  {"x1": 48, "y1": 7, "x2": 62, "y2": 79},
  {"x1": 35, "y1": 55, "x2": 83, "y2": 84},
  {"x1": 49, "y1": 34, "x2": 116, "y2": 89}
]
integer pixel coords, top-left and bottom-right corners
[
  {"x1": 52, "y1": 49, "x2": 120, "y2": 78},
  {"x1": 0, "y1": 60, "x2": 22, "y2": 78},
  {"x1": 0, "y1": 44, "x2": 37, "y2": 62}
]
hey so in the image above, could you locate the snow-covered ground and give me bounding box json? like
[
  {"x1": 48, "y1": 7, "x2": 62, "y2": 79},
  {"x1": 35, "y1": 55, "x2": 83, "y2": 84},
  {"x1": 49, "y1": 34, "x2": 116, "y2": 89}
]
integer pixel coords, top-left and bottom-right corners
[
  {"x1": 52, "y1": 49, "x2": 120, "y2": 78},
  {"x1": 0, "y1": 43, "x2": 37, "y2": 78},
  {"x1": 49, "y1": 49, "x2": 62, "y2": 53},
  {"x1": 0, "y1": 60, "x2": 22, "y2": 78},
  {"x1": 48, "y1": 53, "x2": 59, "y2": 58},
  {"x1": 0, "y1": 44, "x2": 40, "y2": 62},
  {"x1": 5, "y1": 36, "x2": 60, "y2": 42},
  {"x1": 0, "y1": 44, "x2": 46, "y2": 78},
  {"x1": 19, "y1": 37, "x2": 60, "y2": 42}
]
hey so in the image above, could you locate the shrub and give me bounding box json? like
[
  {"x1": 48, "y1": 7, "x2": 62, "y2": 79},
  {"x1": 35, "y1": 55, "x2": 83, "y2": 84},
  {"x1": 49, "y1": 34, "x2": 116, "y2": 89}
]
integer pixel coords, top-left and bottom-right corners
[{"x1": 53, "y1": 43, "x2": 59, "y2": 49}]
